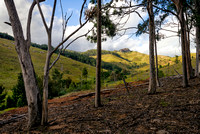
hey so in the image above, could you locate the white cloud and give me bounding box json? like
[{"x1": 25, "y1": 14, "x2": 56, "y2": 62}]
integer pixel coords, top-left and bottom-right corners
[{"x1": 0, "y1": 0, "x2": 196, "y2": 57}]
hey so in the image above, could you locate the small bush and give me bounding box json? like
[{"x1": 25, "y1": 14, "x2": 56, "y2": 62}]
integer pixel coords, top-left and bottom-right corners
[
  {"x1": 158, "y1": 69, "x2": 165, "y2": 78},
  {"x1": 6, "y1": 96, "x2": 15, "y2": 108}
]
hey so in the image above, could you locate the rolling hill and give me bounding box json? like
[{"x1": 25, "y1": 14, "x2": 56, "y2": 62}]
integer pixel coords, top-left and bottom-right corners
[
  {"x1": 0, "y1": 38, "x2": 96, "y2": 90},
  {"x1": 0, "y1": 36, "x2": 197, "y2": 90}
]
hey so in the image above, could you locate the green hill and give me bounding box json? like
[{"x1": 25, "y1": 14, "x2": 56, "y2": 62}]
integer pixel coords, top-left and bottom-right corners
[
  {"x1": 0, "y1": 36, "x2": 197, "y2": 90},
  {"x1": 0, "y1": 38, "x2": 96, "y2": 90},
  {"x1": 88, "y1": 49, "x2": 196, "y2": 85}
]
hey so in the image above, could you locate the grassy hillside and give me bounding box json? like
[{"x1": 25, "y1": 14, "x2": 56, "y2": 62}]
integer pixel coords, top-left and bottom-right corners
[
  {"x1": 91, "y1": 50, "x2": 174, "y2": 73},
  {"x1": 0, "y1": 37, "x2": 197, "y2": 90},
  {"x1": 89, "y1": 50, "x2": 197, "y2": 87},
  {"x1": 0, "y1": 38, "x2": 96, "y2": 90}
]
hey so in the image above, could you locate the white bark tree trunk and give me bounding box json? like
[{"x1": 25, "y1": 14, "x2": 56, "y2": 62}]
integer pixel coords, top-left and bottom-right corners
[
  {"x1": 171, "y1": 0, "x2": 188, "y2": 87},
  {"x1": 177, "y1": 1, "x2": 188, "y2": 87},
  {"x1": 4, "y1": 0, "x2": 42, "y2": 129}
]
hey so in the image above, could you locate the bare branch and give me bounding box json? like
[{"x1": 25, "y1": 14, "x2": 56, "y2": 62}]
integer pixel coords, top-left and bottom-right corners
[
  {"x1": 134, "y1": 10, "x2": 145, "y2": 22},
  {"x1": 104, "y1": 3, "x2": 144, "y2": 10},
  {"x1": 63, "y1": 27, "x2": 94, "y2": 50},
  {"x1": 62, "y1": 13, "x2": 73, "y2": 41},
  {"x1": 49, "y1": 0, "x2": 57, "y2": 30},
  {"x1": 80, "y1": 0, "x2": 87, "y2": 25},
  {"x1": 36, "y1": 0, "x2": 49, "y2": 33},
  {"x1": 153, "y1": 4, "x2": 178, "y2": 18},
  {"x1": 159, "y1": 28, "x2": 178, "y2": 34},
  {"x1": 51, "y1": 18, "x2": 89, "y2": 55},
  {"x1": 27, "y1": 1, "x2": 36, "y2": 45},
  {"x1": 49, "y1": 53, "x2": 61, "y2": 70},
  {"x1": 4, "y1": 22, "x2": 11, "y2": 26}
]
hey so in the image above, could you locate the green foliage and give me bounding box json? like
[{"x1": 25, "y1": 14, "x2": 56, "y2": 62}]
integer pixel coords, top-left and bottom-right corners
[
  {"x1": 0, "y1": 85, "x2": 6, "y2": 110},
  {"x1": 86, "y1": 1, "x2": 117, "y2": 43},
  {"x1": 11, "y1": 73, "x2": 27, "y2": 107},
  {"x1": 160, "y1": 99, "x2": 169, "y2": 107},
  {"x1": 174, "y1": 55, "x2": 179, "y2": 64},
  {"x1": 136, "y1": 19, "x2": 149, "y2": 36},
  {"x1": 158, "y1": 69, "x2": 165, "y2": 78},
  {"x1": 0, "y1": 32, "x2": 14, "y2": 41},
  {"x1": 6, "y1": 96, "x2": 15, "y2": 108},
  {"x1": 82, "y1": 67, "x2": 88, "y2": 79},
  {"x1": 49, "y1": 68, "x2": 70, "y2": 99},
  {"x1": 0, "y1": 85, "x2": 6, "y2": 104},
  {"x1": 31, "y1": 43, "x2": 48, "y2": 50}
]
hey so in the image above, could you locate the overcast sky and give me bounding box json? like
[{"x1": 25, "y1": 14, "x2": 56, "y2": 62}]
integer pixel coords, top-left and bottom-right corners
[{"x1": 0, "y1": 0, "x2": 196, "y2": 57}]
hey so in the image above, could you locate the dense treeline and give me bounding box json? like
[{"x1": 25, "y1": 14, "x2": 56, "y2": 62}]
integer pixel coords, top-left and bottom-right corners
[
  {"x1": 0, "y1": 32, "x2": 14, "y2": 41},
  {"x1": 31, "y1": 43, "x2": 123, "y2": 72}
]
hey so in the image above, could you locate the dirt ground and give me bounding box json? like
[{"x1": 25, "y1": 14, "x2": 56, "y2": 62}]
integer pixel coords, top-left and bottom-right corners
[{"x1": 0, "y1": 76, "x2": 200, "y2": 133}]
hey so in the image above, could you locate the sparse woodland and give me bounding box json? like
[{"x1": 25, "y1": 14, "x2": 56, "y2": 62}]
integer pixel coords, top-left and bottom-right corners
[{"x1": 0, "y1": 0, "x2": 200, "y2": 133}]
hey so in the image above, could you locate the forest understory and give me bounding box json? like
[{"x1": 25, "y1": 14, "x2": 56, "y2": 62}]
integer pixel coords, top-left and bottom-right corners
[{"x1": 0, "y1": 76, "x2": 200, "y2": 133}]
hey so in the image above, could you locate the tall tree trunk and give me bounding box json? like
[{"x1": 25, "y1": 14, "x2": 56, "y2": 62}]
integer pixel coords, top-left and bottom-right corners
[
  {"x1": 95, "y1": 0, "x2": 102, "y2": 107},
  {"x1": 185, "y1": 12, "x2": 193, "y2": 79},
  {"x1": 171, "y1": 0, "x2": 188, "y2": 87},
  {"x1": 178, "y1": 2, "x2": 188, "y2": 87},
  {"x1": 4, "y1": 0, "x2": 42, "y2": 129},
  {"x1": 147, "y1": 0, "x2": 156, "y2": 94},
  {"x1": 41, "y1": 34, "x2": 52, "y2": 125},
  {"x1": 195, "y1": 0, "x2": 200, "y2": 77},
  {"x1": 155, "y1": 39, "x2": 160, "y2": 87},
  {"x1": 196, "y1": 26, "x2": 200, "y2": 77}
]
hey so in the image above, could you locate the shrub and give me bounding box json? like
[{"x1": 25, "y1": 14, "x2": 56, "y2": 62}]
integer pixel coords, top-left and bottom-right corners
[
  {"x1": 48, "y1": 69, "x2": 72, "y2": 99},
  {"x1": 6, "y1": 96, "x2": 15, "y2": 108},
  {"x1": 0, "y1": 85, "x2": 6, "y2": 104},
  {"x1": 11, "y1": 73, "x2": 27, "y2": 107},
  {"x1": 158, "y1": 69, "x2": 165, "y2": 78}
]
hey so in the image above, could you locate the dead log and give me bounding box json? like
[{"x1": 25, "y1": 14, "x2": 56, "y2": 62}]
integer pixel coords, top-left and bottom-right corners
[{"x1": 0, "y1": 114, "x2": 26, "y2": 126}]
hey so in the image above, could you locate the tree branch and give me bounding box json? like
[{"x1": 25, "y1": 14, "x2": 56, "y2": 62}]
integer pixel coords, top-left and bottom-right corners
[
  {"x1": 49, "y1": 52, "x2": 61, "y2": 70},
  {"x1": 36, "y1": 0, "x2": 49, "y2": 33},
  {"x1": 26, "y1": 1, "x2": 36, "y2": 46},
  {"x1": 49, "y1": 0, "x2": 57, "y2": 30},
  {"x1": 153, "y1": 4, "x2": 178, "y2": 18},
  {"x1": 63, "y1": 27, "x2": 94, "y2": 51},
  {"x1": 51, "y1": 18, "x2": 89, "y2": 55},
  {"x1": 80, "y1": 0, "x2": 87, "y2": 25}
]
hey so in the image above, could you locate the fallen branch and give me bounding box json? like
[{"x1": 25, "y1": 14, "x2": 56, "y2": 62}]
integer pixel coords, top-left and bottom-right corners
[{"x1": 0, "y1": 114, "x2": 26, "y2": 126}]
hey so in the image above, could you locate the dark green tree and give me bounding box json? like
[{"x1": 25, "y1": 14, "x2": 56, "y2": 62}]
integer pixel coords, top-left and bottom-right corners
[
  {"x1": 82, "y1": 67, "x2": 88, "y2": 80},
  {"x1": 0, "y1": 85, "x2": 6, "y2": 110},
  {"x1": 12, "y1": 73, "x2": 27, "y2": 107},
  {"x1": 48, "y1": 68, "x2": 65, "y2": 99},
  {"x1": 175, "y1": 55, "x2": 179, "y2": 64},
  {"x1": 0, "y1": 85, "x2": 6, "y2": 104}
]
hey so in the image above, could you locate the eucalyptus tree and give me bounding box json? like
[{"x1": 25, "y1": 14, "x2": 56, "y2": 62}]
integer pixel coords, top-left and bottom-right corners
[
  {"x1": 4, "y1": 0, "x2": 43, "y2": 129},
  {"x1": 36, "y1": 0, "x2": 92, "y2": 125},
  {"x1": 4, "y1": 0, "x2": 93, "y2": 128},
  {"x1": 195, "y1": 0, "x2": 200, "y2": 77},
  {"x1": 147, "y1": 0, "x2": 156, "y2": 94}
]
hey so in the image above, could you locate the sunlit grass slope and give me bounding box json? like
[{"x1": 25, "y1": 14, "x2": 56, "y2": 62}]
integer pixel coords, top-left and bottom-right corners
[
  {"x1": 92, "y1": 50, "x2": 174, "y2": 72},
  {"x1": 0, "y1": 38, "x2": 96, "y2": 90}
]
